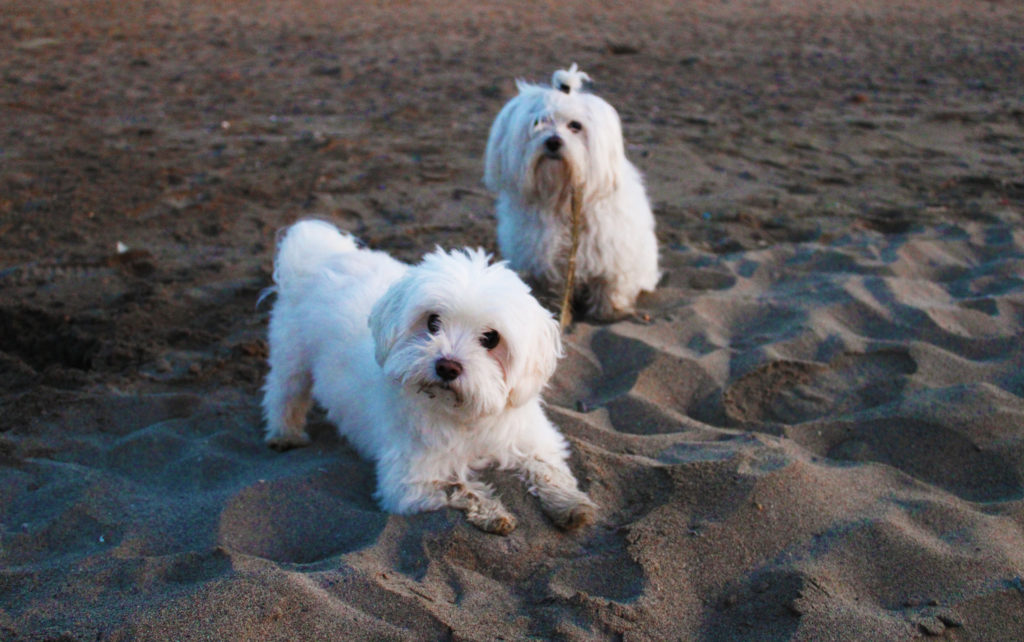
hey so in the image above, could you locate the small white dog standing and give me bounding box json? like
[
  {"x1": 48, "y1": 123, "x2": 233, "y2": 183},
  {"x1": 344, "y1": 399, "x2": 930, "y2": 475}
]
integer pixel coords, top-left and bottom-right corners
[
  {"x1": 484, "y1": 64, "x2": 660, "y2": 320},
  {"x1": 261, "y1": 219, "x2": 596, "y2": 534}
]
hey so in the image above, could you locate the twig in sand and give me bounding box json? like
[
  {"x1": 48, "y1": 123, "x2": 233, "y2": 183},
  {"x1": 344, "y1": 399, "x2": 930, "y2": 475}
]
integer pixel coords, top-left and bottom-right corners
[{"x1": 558, "y1": 182, "x2": 583, "y2": 331}]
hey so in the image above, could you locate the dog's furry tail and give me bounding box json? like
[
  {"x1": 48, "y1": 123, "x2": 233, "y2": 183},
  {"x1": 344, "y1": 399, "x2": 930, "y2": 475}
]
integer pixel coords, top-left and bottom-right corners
[{"x1": 270, "y1": 219, "x2": 359, "y2": 297}]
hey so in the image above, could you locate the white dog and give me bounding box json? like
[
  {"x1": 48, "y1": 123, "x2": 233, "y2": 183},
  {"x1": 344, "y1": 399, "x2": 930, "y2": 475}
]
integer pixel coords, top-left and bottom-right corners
[
  {"x1": 484, "y1": 63, "x2": 660, "y2": 320},
  {"x1": 261, "y1": 220, "x2": 596, "y2": 534}
]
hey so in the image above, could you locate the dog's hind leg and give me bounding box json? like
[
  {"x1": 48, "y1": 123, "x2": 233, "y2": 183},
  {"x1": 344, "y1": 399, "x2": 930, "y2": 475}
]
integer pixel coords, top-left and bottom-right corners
[
  {"x1": 262, "y1": 356, "x2": 314, "y2": 450},
  {"x1": 581, "y1": 276, "x2": 635, "y2": 322}
]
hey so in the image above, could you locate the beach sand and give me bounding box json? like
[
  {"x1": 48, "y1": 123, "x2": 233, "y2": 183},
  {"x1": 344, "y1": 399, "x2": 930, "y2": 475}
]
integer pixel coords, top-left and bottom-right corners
[{"x1": 2, "y1": 0, "x2": 1024, "y2": 639}]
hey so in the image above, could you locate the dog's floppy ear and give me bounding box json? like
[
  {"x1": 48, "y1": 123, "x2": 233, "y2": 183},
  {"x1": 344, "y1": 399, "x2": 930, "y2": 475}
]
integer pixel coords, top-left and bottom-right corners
[
  {"x1": 583, "y1": 98, "x2": 626, "y2": 198},
  {"x1": 484, "y1": 98, "x2": 518, "y2": 193},
  {"x1": 507, "y1": 307, "x2": 563, "y2": 407},
  {"x1": 485, "y1": 81, "x2": 545, "y2": 193},
  {"x1": 368, "y1": 275, "x2": 417, "y2": 366}
]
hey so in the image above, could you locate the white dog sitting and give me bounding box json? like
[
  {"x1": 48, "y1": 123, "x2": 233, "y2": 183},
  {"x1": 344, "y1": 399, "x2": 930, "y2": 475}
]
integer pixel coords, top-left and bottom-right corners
[
  {"x1": 484, "y1": 63, "x2": 660, "y2": 320},
  {"x1": 261, "y1": 219, "x2": 597, "y2": 534}
]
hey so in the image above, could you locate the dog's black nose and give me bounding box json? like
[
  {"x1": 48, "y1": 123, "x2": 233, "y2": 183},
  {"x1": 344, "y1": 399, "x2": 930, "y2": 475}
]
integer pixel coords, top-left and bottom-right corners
[
  {"x1": 545, "y1": 136, "x2": 563, "y2": 153},
  {"x1": 435, "y1": 358, "x2": 463, "y2": 382}
]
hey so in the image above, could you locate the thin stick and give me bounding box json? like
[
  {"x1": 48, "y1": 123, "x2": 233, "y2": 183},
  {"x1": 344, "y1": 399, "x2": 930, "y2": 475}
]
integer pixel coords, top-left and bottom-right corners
[{"x1": 558, "y1": 184, "x2": 583, "y2": 331}]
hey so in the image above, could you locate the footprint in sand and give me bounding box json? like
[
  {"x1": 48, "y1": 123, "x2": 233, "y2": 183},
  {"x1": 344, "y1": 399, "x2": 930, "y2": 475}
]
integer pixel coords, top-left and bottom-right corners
[
  {"x1": 547, "y1": 530, "x2": 645, "y2": 603},
  {"x1": 218, "y1": 475, "x2": 387, "y2": 564},
  {"x1": 723, "y1": 348, "x2": 916, "y2": 426},
  {"x1": 725, "y1": 351, "x2": 1024, "y2": 502},
  {"x1": 564, "y1": 329, "x2": 723, "y2": 433}
]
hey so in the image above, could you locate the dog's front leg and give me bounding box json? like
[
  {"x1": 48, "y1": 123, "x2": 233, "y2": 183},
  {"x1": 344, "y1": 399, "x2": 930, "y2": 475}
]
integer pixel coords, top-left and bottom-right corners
[
  {"x1": 519, "y1": 456, "x2": 597, "y2": 530},
  {"x1": 442, "y1": 480, "x2": 517, "y2": 535}
]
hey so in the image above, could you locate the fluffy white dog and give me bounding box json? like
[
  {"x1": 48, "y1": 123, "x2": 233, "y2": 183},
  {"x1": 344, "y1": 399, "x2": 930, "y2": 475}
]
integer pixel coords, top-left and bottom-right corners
[
  {"x1": 484, "y1": 63, "x2": 660, "y2": 320},
  {"x1": 261, "y1": 220, "x2": 596, "y2": 534}
]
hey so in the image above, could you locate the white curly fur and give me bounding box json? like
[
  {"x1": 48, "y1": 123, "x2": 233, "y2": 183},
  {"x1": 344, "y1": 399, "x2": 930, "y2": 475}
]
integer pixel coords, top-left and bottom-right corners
[
  {"x1": 484, "y1": 63, "x2": 660, "y2": 320},
  {"x1": 261, "y1": 220, "x2": 597, "y2": 534}
]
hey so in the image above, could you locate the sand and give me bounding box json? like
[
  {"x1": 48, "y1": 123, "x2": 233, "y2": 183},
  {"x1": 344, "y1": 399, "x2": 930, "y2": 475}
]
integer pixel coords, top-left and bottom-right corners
[{"x1": 2, "y1": 0, "x2": 1024, "y2": 639}]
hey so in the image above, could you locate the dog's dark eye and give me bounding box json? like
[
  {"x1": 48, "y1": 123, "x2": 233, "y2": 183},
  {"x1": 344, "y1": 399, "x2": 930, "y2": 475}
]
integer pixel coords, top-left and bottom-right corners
[
  {"x1": 427, "y1": 314, "x2": 441, "y2": 334},
  {"x1": 480, "y1": 329, "x2": 500, "y2": 350},
  {"x1": 568, "y1": 120, "x2": 583, "y2": 133}
]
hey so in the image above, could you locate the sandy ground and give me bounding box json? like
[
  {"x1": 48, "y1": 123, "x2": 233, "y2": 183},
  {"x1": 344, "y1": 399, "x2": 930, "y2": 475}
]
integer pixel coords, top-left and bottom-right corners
[{"x1": 2, "y1": 0, "x2": 1024, "y2": 639}]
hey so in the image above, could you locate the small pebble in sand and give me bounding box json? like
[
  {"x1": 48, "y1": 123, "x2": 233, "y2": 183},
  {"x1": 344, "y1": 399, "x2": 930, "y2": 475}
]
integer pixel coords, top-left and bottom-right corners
[{"x1": 918, "y1": 616, "x2": 945, "y2": 636}]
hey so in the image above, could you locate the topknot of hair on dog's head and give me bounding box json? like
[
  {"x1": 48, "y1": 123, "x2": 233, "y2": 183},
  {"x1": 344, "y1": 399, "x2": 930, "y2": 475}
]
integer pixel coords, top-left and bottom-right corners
[{"x1": 551, "y1": 63, "x2": 591, "y2": 95}]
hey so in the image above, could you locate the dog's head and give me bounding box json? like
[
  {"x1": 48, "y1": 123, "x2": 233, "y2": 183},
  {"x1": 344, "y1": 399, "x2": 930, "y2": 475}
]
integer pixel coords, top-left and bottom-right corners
[
  {"x1": 484, "y1": 64, "x2": 626, "y2": 206},
  {"x1": 368, "y1": 248, "x2": 562, "y2": 419}
]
